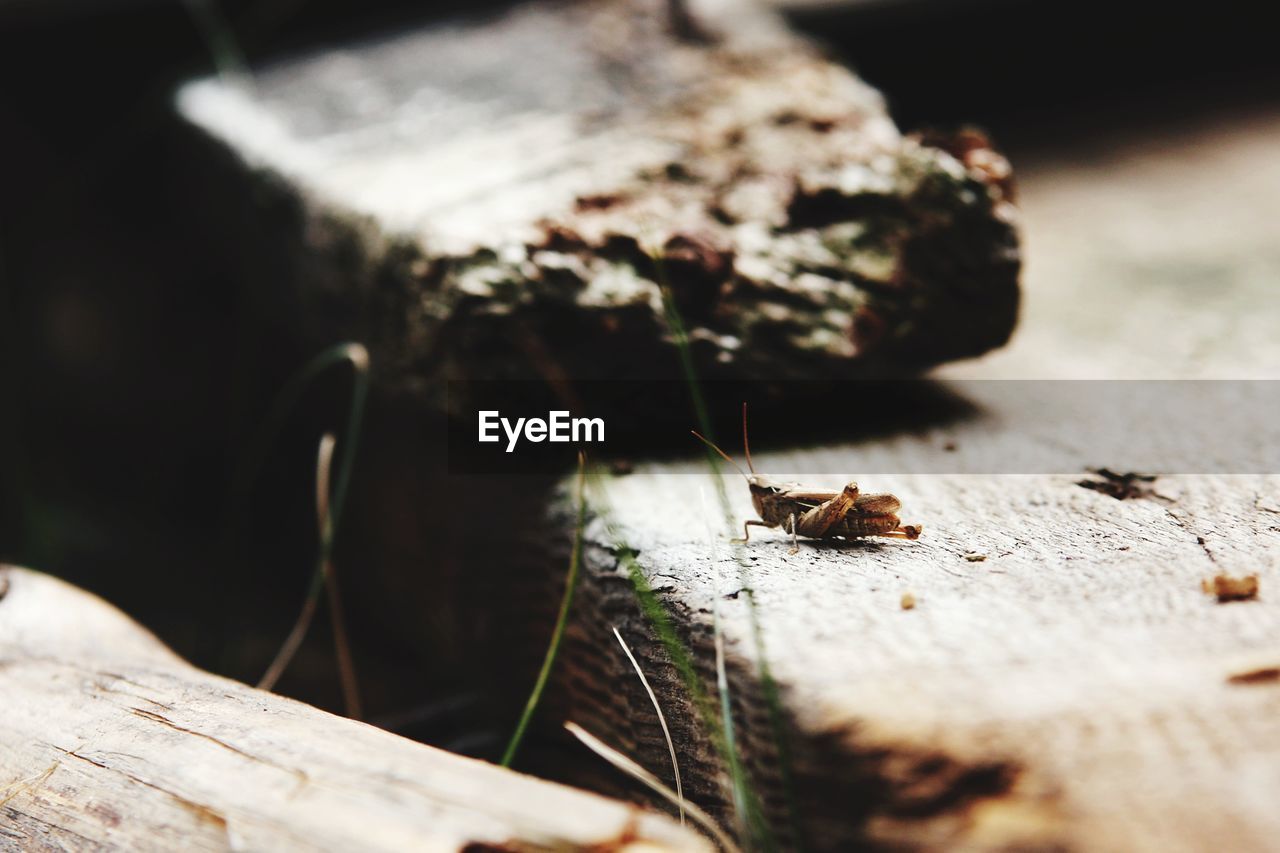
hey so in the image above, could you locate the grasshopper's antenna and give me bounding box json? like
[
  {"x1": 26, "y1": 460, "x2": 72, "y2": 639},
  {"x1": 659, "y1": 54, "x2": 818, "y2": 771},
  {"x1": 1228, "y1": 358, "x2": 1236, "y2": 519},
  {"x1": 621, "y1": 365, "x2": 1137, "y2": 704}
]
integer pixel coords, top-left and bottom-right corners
[
  {"x1": 691, "y1": 430, "x2": 749, "y2": 479},
  {"x1": 741, "y1": 402, "x2": 756, "y2": 474}
]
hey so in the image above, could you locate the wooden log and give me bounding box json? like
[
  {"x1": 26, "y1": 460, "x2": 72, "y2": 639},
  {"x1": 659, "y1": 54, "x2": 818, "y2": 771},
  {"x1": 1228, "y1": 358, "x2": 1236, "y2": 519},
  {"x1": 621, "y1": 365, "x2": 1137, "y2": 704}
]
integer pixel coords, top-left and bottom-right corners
[
  {"x1": 175, "y1": 0, "x2": 1020, "y2": 406},
  {"x1": 0, "y1": 565, "x2": 709, "y2": 851}
]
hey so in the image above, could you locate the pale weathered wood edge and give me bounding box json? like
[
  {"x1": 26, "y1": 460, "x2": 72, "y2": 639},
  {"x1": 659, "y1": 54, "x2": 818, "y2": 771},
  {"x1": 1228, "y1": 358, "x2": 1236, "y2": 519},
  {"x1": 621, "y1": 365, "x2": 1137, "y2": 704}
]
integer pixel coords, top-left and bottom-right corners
[{"x1": 0, "y1": 565, "x2": 710, "y2": 852}]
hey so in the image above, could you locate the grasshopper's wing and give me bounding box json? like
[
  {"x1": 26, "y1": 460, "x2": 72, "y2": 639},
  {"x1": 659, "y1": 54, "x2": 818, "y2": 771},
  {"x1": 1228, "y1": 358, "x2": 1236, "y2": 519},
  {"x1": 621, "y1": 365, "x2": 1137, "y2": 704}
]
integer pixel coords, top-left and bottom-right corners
[
  {"x1": 854, "y1": 493, "x2": 901, "y2": 514},
  {"x1": 786, "y1": 490, "x2": 901, "y2": 515},
  {"x1": 779, "y1": 490, "x2": 840, "y2": 506}
]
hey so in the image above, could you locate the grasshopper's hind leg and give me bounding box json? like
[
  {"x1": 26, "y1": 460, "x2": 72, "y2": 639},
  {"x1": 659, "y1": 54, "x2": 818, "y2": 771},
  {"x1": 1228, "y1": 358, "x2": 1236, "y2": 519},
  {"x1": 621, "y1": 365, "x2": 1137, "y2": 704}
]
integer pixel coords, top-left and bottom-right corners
[
  {"x1": 734, "y1": 519, "x2": 774, "y2": 543},
  {"x1": 794, "y1": 484, "x2": 860, "y2": 539}
]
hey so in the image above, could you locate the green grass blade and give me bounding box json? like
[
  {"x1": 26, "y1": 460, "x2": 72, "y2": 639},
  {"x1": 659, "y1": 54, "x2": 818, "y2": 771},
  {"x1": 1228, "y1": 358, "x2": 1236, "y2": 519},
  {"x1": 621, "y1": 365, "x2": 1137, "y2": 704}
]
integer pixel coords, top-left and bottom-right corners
[
  {"x1": 588, "y1": 472, "x2": 767, "y2": 847},
  {"x1": 181, "y1": 0, "x2": 253, "y2": 84},
  {"x1": 500, "y1": 451, "x2": 589, "y2": 767},
  {"x1": 652, "y1": 251, "x2": 800, "y2": 850},
  {"x1": 713, "y1": 605, "x2": 747, "y2": 834}
]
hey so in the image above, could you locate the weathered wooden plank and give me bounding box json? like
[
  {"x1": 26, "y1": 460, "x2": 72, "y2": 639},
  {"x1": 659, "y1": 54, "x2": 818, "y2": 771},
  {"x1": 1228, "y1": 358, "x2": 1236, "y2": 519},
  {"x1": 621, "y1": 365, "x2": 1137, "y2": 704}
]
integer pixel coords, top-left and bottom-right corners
[
  {"x1": 562, "y1": 468, "x2": 1280, "y2": 849},
  {"x1": 0, "y1": 565, "x2": 709, "y2": 851},
  {"x1": 175, "y1": 0, "x2": 1019, "y2": 403}
]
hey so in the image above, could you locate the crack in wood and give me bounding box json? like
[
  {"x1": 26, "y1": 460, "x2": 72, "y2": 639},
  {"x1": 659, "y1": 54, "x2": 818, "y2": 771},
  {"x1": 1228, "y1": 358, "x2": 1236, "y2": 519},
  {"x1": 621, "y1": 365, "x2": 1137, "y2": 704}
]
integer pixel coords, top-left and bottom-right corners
[
  {"x1": 54, "y1": 745, "x2": 231, "y2": 832},
  {"x1": 127, "y1": 707, "x2": 309, "y2": 784}
]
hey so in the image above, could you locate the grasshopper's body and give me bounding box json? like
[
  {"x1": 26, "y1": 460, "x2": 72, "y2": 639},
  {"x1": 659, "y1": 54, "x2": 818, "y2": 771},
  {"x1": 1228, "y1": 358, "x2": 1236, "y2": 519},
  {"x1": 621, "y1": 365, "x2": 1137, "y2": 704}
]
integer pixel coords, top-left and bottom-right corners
[
  {"x1": 695, "y1": 407, "x2": 921, "y2": 552},
  {"x1": 746, "y1": 475, "x2": 920, "y2": 549}
]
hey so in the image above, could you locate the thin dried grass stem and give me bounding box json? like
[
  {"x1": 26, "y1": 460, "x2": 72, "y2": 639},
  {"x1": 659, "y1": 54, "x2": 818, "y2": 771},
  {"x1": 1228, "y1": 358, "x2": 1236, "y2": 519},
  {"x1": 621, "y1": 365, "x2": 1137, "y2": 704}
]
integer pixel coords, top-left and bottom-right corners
[
  {"x1": 315, "y1": 434, "x2": 362, "y2": 720},
  {"x1": 257, "y1": 595, "x2": 319, "y2": 693},
  {"x1": 613, "y1": 626, "x2": 685, "y2": 826},
  {"x1": 0, "y1": 762, "x2": 58, "y2": 809},
  {"x1": 564, "y1": 722, "x2": 740, "y2": 853},
  {"x1": 253, "y1": 344, "x2": 368, "y2": 706},
  {"x1": 315, "y1": 434, "x2": 335, "y2": 523},
  {"x1": 259, "y1": 432, "x2": 363, "y2": 720},
  {"x1": 712, "y1": 607, "x2": 746, "y2": 832}
]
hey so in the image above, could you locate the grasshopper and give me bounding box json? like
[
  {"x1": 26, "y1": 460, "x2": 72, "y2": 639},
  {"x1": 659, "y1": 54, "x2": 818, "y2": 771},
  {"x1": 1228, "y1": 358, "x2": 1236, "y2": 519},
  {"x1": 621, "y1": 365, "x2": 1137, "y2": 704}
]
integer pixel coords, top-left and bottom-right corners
[{"x1": 693, "y1": 405, "x2": 921, "y2": 553}]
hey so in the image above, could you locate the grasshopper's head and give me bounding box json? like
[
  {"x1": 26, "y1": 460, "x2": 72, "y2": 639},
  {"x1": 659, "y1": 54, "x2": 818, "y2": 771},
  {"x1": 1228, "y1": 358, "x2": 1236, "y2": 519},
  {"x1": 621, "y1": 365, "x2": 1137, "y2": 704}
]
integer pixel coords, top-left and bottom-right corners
[
  {"x1": 748, "y1": 474, "x2": 797, "y2": 517},
  {"x1": 693, "y1": 406, "x2": 784, "y2": 518}
]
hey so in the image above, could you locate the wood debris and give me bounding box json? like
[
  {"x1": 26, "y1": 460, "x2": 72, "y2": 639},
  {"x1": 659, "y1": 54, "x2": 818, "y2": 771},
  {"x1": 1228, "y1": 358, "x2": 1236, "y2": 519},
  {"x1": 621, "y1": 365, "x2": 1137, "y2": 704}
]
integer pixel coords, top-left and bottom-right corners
[
  {"x1": 1205, "y1": 574, "x2": 1259, "y2": 603},
  {"x1": 1077, "y1": 469, "x2": 1169, "y2": 501},
  {"x1": 1227, "y1": 665, "x2": 1280, "y2": 685}
]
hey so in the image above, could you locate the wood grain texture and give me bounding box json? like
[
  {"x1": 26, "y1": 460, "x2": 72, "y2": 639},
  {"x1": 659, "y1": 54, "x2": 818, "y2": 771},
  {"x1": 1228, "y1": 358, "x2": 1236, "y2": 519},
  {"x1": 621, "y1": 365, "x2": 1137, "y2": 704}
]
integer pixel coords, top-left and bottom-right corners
[
  {"x1": 524, "y1": 108, "x2": 1280, "y2": 850},
  {"x1": 562, "y1": 468, "x2": 1280, "y2": 849},
  {"x1": 0, "y1": 565, "x2": 709, "y2": 852}
]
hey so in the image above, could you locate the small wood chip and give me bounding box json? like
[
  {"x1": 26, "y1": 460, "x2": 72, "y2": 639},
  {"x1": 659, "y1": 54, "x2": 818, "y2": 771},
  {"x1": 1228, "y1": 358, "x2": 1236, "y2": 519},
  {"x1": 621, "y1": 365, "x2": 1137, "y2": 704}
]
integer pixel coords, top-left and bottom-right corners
[
  {"x1": 1206, "y1": 574, "x2": 1259, "y2": 603},
  {"x1": 900, "y1": 592, "x2": 916, "y2": 610},
  {"x1": 1228, "y1": 665, "x2": 1280, "y2": 685},
  {"x1": 963, "y1": 553, "x2": 987, "y2": 562}
]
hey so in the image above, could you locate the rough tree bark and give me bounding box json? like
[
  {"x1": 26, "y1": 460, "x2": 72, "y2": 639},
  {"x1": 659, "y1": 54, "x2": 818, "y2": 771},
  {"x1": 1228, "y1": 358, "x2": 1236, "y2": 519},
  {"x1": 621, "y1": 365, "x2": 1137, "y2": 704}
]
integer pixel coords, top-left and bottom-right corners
[{"x1": 176, "y1": 0, "x2": 1019, "y2": 405}]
